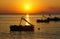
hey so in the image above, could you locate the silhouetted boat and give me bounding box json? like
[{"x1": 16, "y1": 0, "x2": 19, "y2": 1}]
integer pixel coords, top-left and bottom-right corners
[
  {"x1": 10, "y1": 17, "x2": 34, "y2": 32},
  {"x1": 37, "y1": 17, "x2": 60, "y2": 23}
]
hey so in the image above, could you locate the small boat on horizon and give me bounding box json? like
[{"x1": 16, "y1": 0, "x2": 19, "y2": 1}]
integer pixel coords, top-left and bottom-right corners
[{"x1": 37, "y1": 17, "x2": 60, "y2": 23}]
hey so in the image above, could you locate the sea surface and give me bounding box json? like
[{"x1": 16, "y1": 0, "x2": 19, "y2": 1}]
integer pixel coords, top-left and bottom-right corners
[{"x1": 0, "y1": 14, "x2": 60, "y2": 39}]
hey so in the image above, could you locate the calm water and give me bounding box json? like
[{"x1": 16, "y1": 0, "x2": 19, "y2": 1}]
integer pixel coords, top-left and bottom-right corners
[{"x1": 0, "y1": 14, "x2": 60, "y2": 39}]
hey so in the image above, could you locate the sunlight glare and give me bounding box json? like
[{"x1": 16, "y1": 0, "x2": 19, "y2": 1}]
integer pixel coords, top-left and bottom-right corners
[
  {"x1": 25, "y1": 5, "x2": 30, "y2": 10},
  {"x1": 26, "y1": 14, "x2": 30, "y2": 25}
]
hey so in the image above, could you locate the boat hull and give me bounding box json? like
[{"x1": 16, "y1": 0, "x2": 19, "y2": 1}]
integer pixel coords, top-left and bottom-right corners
[{"x1": 10, "y1": 25, "x2": 34, "y2": 32}]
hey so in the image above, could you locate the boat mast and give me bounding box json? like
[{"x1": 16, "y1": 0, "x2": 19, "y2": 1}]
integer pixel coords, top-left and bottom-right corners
[{"x1": 19, "y1": 17, "x2": 33, "y2": 26}]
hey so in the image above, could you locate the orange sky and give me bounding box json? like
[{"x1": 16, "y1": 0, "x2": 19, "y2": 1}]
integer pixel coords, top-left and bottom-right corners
[{"x1": 0, "y1": 0, "x2": 60, "y2": 14}]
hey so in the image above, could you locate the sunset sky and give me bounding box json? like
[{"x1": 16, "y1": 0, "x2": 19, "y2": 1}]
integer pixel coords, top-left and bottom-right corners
[{"x1": 0, "y1": 0, "x2": 60, "y2": 14}]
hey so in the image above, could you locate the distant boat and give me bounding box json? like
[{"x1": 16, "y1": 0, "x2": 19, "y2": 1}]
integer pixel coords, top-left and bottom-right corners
[
  {"x1": 10, "y1": 17, "x2": 34, "y2": 32},
  {"x1": 37, "y1": 17, "x2": 60, "y2": 23}
]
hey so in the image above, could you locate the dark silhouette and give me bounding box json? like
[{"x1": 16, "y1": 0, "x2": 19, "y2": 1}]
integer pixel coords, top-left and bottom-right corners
[
  {"x1": 38, "y1": 28, "x2": 40, "y2": 30},
  {"x1": 37, "y1": 17, "x2": 60, "y2": 23},
  {"x1": 10, "y1": 17, "x2": 34, "y2": 32}
]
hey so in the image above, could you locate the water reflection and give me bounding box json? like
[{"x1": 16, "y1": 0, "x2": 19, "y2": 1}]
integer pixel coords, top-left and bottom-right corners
[
  {"x1": 26, "y1": 14, "x2": 30, "y2": 25},
  {"x1": 0, "y1": 32, "x2": 60, "y2": 39},
  {"x1": 0, "y1": 14, "x2": 60, "y2": 39}
]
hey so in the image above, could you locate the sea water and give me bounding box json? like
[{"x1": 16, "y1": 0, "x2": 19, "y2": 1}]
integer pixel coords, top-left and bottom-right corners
[{"x1": 0, "y1": 14, "x2": 60, "y2": 39}]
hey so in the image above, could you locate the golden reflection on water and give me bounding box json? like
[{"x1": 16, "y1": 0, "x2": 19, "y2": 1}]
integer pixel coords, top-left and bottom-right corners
[
  {"x1": 26, "y1": 14, "x2": 30, "y2": 25},
  {"x1": 0, "y1": 14, "x2": 60, "y2": 33}
]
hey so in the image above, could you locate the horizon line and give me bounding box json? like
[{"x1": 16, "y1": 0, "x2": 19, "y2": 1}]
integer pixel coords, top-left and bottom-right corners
[{"x1": 0, "y1": 13, "x2": 60, "y2": 15}]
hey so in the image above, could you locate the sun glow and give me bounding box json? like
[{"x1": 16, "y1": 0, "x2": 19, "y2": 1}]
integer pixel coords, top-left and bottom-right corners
[
  {"x1": 26, "y1": 14, "x2": 30, "y2": 25},
  {"x1": 25, "y1": 5, "x2": 30, "y2": 10}
]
